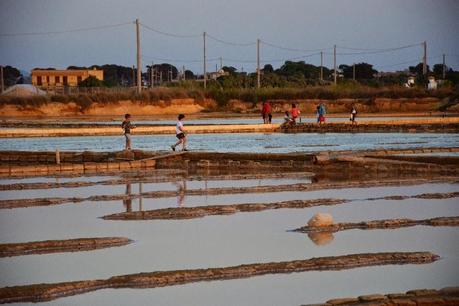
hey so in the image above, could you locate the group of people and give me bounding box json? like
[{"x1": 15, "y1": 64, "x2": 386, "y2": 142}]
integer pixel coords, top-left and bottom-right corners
[{"x1": 121, "y1": 113, "x2": 188, "y2": 152}]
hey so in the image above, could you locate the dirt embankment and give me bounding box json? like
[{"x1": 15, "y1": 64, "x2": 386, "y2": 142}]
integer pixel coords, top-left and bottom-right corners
[{"x1": 0, "y1": 97, "x2": 447, "y2": 118}]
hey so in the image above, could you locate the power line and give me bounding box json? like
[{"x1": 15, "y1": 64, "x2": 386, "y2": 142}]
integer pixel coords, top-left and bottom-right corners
[
  {"x1": 337, "y1": 43, "x2": 422, "y2": 51},
  {"x1": 335, "y1": 43, "x2": 422, "y2": 55},
  {"x1": 261, "y1": 40, "x2": 331, "y2": 52},
  {"x1": 142, "y1": 55, "x2": 219, "y2": 63},
  {"x1": 140, "y1": 23, "x2": 200, "y2": 38},
  {"x1": 0, "y1": 21, "x2": 133, "y2": 37},
  {"x1": 206, "y1": 33, "x2": 256, "y2": 46}
]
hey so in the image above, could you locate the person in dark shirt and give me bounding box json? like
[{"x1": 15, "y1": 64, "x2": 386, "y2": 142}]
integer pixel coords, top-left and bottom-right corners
[{"x1": 121, "y1": 113, "x2": 135, "y2": 151}]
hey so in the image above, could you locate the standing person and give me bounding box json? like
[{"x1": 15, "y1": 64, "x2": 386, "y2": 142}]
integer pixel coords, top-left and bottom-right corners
[
  {"x1": 121, "y1": 113, "x2": 135, "y2": 151},
  {"x1": 171, "y1": 114, "x2": 187, "y2": 151},
  {"x1": 261, "y1": 101, "x2": 272, "y2": 124},
  {"x1": 316, "y1": 104, "x2": 321, "y2": 124},
  {"x1": 350, "y1": 105, "x2": 357, "y2": 124},
  {"x1": 291, "y1": 103, "x2": 300, "y2": 124},
  {"x1": 318, "y1": 103, "x2": 327, "y2": 125}
]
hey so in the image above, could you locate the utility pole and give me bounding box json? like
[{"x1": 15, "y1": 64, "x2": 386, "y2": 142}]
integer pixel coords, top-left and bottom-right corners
[
  {"x1": 422, "y1": 41, "x2": 427, "y2": 76},
  {"x1": 150, "y1": 62, "x2": 154, "y2": 88},
  {"x1": 136, "y1": 19, "x2": 142, "y2": 93},
  {"x1": 183, "y1": 65, "x2": 186, "y2": 80},
  {"x1": 203, "y1": 31, "x2": 207, "y2": 89},
  {"x1": 132, "y1": 65, "x2": 135, "y2": 87},
  {"x1": 219, "y1": 57, "x2": 223, "y2": 70},
  {"x1": 257, "y1": 38, "x2": 260, "y2": 89},
  {"x1": 442, "y1": 54, "x2": 446, "y2": 79},
  {"x1": 333, "y1": 44, "x2": 337, "y2": 85},
  {"x1": 320, "y1": 51, "x2": 323, "y2": 81},
  {"x1": 0, "y1": 66, "x2": 4, "y2": 93},
  {"x1": 353, "y1": 63, "x2": 356, "y2": 81}
]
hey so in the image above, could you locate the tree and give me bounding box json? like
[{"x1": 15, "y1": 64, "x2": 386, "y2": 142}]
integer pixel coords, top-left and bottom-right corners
[
  {"x1": 262, "y1": 64, "x2": 274, "y2": 73},
  {"x1": 341, "y1": 63, "x2": 377, "y2": 79},
  {"x1": 222, "y1": 66, "x2": 237, "y2": 75},
  {"x1": 78, "y1": 76, "x2": 104, "y2": 87},
  {"x1": 433, "y1": 64, "x2": 445, "y2": 78},
  {"x1": 2, "y1": 66, "x2": 22, "y2": 86},
  {"x1": 184, "y1": 70, "x2": 195, "y2": 79}
]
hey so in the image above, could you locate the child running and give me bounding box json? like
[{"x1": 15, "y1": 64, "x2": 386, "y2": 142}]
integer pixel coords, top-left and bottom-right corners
[
  {"x1": 171, "y1": 114, "x2": 187, "y2": 151},
  {"x1": 121, "y1": 113, "x2": 135, "y2": 151}
]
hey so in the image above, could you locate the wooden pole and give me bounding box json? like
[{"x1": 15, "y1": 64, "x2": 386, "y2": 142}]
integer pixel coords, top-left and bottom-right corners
[
  {"x1": 333, "y1": 45, "x2": 337, "y2": 85},
  {"x1": 257, "y1": 38, "x2": 261, "y2": 89},
  {"x1": 320, "y1": 51, "x2": 323, "y2": 81},
  {"x1": 0, "y1": 66, "x2": 4, "y2": 93},
  {"x1": 442, "y1": 54, "x2": 446, "y2": 79},
  {"x1": 203, "y1": 32, "x2": 207, "y2": 89},
  {"x1": 136, "y1": 19, "x2": 142, "y2": 93},
  {"x1": 422, "y1": 41, "x2": 427, "y2": 76}
]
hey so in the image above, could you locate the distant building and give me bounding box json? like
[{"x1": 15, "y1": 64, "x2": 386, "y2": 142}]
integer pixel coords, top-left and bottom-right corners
[
  {"x1": 427, "y1": 76, "x2": 437, "y2": 90},
  {"x1": 31, "y1": 68, "x2": 103, "y2": 87},
  {"x1": 209, "y1": 69, "x2": 229, "y2": 80}
]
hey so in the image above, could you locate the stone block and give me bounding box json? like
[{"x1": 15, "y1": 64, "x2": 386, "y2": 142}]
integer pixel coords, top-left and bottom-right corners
[
  {"x1": 73, "y1": 164, "x2": 84, "y2": 172},
  {"x1": 129, "y1": 160, "x2": 142, "y2": 168},
  {"x1": 358, "y1": 294, "x2": 387, "y2": 302},
  {"x1": 107, "y1": 162, "x2": 120, "y2": 170},
  {"x1": 141, "y1": 160, "x2": 156, "y2": 168},
  {"x1": 413, "y1": 297, "x2": 445, "y2": 305},
  {"x1": 119, "y1": 161, "x2": 131, "y2": 169},
  {"x1": 406, "y1": 289, "x2": 438, "y2": 296},
  {"x1": 47, "y1": 164, "x2": 60, "y2": 173},
  {"x1": 96, "y1": 163, "x2": 109, "y2": 171},
  {"x1": 326, "y1": 298, "x2": 359, "y2": 305},
  {"x1": 389, "y1": 298, "x2": 416, "y2": 305},
  {"x1": 0, "y1": 165, "x2": 10, "y2": 174},
  {"x1": 84, "y1": 162, "x2": 98, "y2": 171},
  {"x1": 60, "y1": 163, "x2": 74, "y2": 172}
]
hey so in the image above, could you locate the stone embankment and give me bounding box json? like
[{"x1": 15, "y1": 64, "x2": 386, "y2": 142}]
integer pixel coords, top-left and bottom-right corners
[
  {"x1": 295, "y1": 216, "x2": 459, "y2": 233},
  {"x1": 0, "y1": 252, "x2": 438, "y2": 304},
  {"x1": 0, "y1": 237, "x2": 132, "y2": 257},
  {"x1": 301, "y1": 287, "x2": 459, "y2": 306},
  {"x1": 1, "y1": 118, "x2": 459, "y2": 138}
]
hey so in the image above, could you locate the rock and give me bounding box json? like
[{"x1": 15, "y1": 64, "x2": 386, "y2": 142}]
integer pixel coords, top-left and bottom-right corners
[
  {"x1": 308, "y1": 213, "x2": 334, "y2": 227},
  {"x1": 308, "y1": 232, "x2": 334, "y2": 246}
]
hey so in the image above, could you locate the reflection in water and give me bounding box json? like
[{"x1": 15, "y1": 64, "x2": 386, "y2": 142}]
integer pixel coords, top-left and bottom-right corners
[
  {"x1": 173, "y1": 180, "x2": 187, "y2": 207},
  {"x1": 307, "y1": 232, "x2": 334, "y2": 246},
  {"x1": 123, "y1": 183, "x2": 132, "y2": 212},
  {"x1": 138, "y1": 182, "x2": 143, "y2": 211}
]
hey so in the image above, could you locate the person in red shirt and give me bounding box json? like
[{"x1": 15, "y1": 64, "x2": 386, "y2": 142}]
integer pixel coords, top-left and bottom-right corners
[
  {"x1": 261, "y1": 101, "x2": 272, "y2": 124},
  {"x1": 291, "y1": 103, "x2": 300, "y2": 124}
]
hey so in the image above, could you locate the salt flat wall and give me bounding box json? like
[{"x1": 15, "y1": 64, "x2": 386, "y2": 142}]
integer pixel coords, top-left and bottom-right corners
[{"x1": 0, "y1": 97, "x2": 446, "y2": 118}]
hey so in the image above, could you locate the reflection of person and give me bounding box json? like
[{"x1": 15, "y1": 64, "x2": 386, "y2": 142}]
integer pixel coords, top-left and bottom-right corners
[
  {"x1": 121, "y1": 114, "x2": 136, "y2": 151},
  {"x1": 123, "y1": 183, "x2": 132, "y2": 212},
  {"x1": 307, "y1": 232, "x2": 334, "y2": 246},
  {"x1": 173, "y1": 180, "x2": 187, "y2": 207},
  {"x1": 318, "y1": 103, "x2": 326, "y2": 125},
  {"x1": 171, "y1": 114, "x2": 187, "y2": 151}
]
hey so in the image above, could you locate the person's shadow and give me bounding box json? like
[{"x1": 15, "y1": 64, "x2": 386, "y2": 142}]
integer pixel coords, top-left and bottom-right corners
[{"x1": 173, "y1": 179, "x2": 187, "y2": 207}]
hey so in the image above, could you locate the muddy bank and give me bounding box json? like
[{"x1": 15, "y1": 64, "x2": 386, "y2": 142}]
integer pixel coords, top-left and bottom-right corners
[
  {"x1": 302, "y1": 287, "x2": 459, "y2": 306},
  {"x1": 0, "y1": 252, "x2": 438, "y2": 304},
  {"x1": 1, "y1": 178, "x2": 457, "y2": 210},
  {"x1": 102, "y1": 191, "x2": 459, "y2": 221},
  {"x1": 103, "y1": 198, "x2": 346, "y2": 220},
  {"x1": 295, "y1": 216, "x2": 459, "y2": 233},
  {"x1": 0, "y1": 237, "x2": 132, "y2": 257},
  {"x1": 0, "y1": 97, "x2": 451, "y2": 119}
]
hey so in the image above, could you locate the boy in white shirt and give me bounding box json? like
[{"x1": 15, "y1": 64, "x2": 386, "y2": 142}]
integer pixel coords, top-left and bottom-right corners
[{"x1": 171, "y1": 114, "x2": 187, "y2": 151}]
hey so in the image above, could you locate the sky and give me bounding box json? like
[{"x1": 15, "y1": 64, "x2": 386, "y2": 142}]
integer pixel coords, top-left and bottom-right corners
[{"x1": 1, "y1": 0, "x2": 458, "y2": 75}]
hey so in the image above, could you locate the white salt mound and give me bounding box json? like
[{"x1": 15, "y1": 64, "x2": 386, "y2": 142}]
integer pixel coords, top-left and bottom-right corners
[{"x1": 308, "y1": 213, "x2": 334, "y2": 227}]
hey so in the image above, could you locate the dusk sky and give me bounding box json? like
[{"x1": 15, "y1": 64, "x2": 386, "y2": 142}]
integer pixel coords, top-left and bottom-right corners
[{"x1": 1, "y1": 0, "x2": 458, "y2": 74}]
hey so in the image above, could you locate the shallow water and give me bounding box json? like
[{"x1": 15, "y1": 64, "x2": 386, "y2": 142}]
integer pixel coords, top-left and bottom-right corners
[
  {"x1": 0, "y1": 171, "x2": 458, "y2": 305},
  {"x1": 1, "y1": 132, "x2": 458, "y2": 152}
]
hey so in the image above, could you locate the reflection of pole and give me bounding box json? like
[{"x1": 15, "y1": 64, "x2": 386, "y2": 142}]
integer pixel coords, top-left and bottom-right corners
[
  {"x1": 139, "y1": 182, "x2": 143, "y2": 211},
  {"x1": 333, "y1": 45, "x2": 337, "y2": 85},
  {"x1": 257, "y1": 38, "x2": 260, "y2": 89},
  {"x1": 136, "y1": 18, "x2": 142, "y2": 93},
  {"x1": 203, "y1": 32, "x2": 207, "y2": 89}
]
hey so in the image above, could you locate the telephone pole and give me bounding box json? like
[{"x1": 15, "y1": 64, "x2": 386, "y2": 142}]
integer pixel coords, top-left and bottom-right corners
[
  {"x1": 136, "y1": 19, "x2": 142, "y2": 93},
  {"x1": 219, "y1": 57, "x2": 223, "y2": 70},
  {"x1": 257, "y1": 38, "x2": 260, "y2": 89},
  {"x1": 320, "y1": 51, "x2": 323, "y2": 81},
  {"x1": 132, "y1": 65, "x2": 135, "y2": 87},
  {"x1": 203, "y1": 31, "x2": 207, "y2": 89},
  {"x1": 0, "y1": 66, "x2": 4, "y2": 94},
  {"x1": 333, "y1": 44, "x2": 337, "y2": 85},
  {"x1": 442, "y1": 53, "x2": 446, "y2": 79},
  {"x1": 150, "y1": 62, "x2": 154, "y2": 88},
  {"x1": 422, "y1": 41, "x2": 427, "y2": 76}
]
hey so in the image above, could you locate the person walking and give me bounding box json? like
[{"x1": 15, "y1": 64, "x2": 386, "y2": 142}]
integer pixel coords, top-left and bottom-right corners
[
  {"x1": 318, "y1": 103, "x2": 326, "y2": 125},
  {"x1": 171, "y1": 114, "x2": 188, "y2": 151},
  {"x1": 121, "y1": 113, "x2": 135, "y2": 151},
  {"x1": 261, "y1": 101, "x2": 272, "y2": 124},
  {"x1": 350, "y1": 105, "x2": 357, "y2": 124},
  {"x1": 291, "y1": 103, "x2": 300, "y2": 124}
]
